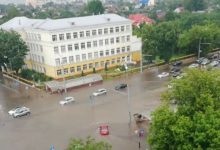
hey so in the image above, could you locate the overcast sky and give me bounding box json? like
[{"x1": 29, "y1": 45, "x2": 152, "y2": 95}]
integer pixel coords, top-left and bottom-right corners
[{"x1": 0, "y1": 0, "x2": 25, "y2": 5}]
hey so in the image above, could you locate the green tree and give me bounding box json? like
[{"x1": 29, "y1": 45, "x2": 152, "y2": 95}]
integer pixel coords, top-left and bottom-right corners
[
  {"x1": 66, "y1": 136, "x2": 112, "y2": 150},
  {"x1": 183, "y1": 0, "x2": 207, "y2": 11},
  {"x1": 86, "y1": 0, "x2": 104, "y2": 15},
  {"x1": 148, "y1": 69, "x2": 220, "y2": 149},
  {"x1": 0, "y1": 30, "x2": 28, "y2": 73},
  {"x1": 6, "y1": 5, "x2": 20, "y2": 19}
]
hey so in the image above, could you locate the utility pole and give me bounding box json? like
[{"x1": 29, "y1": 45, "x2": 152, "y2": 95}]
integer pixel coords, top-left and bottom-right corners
[
  {"x1": 198, "y1": 38, "x2": 201, "y2": 59},
  {"x1": 127, "y1": 84, "x2": 131, "y2": 126}
]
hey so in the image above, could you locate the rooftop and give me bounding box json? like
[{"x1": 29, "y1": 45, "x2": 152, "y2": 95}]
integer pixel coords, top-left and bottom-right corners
[{"x1": 0, "y1": 14, "x2": 131, "y2": 31}]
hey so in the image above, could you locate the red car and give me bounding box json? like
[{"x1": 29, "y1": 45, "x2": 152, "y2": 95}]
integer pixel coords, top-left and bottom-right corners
[{"x1": 99, "y1": 125, "x2": 109, "y2": 135}]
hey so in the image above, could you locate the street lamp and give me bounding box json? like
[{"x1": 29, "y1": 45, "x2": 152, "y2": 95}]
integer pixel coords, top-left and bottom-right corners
[{"x1": 198, "y1": 38, "x2": 212, "y2": 59}]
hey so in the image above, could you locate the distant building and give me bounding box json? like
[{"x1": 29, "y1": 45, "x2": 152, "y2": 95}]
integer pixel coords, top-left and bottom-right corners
[
  {"x1": 0, "y1": 14, "x2": 141, "y2": 79},
  {"x1": 174, "y1": 7, "x2": 184, "y2": 13},
  {"x1": 128, "y1": 14, "x2": 154, "y2": 27}
]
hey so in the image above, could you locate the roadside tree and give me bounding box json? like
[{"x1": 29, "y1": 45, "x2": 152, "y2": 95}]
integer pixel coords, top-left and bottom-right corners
[
  {"x1": 0, "y1": 30, "x2": 28, "y2": 73},
  {"x1": 66, "y1": 136, "x2": 112, "y2": 150},
  {"x1": 86, "y1": 0, "x2": 104, "y2": 15},
  {"x1": 148, "y1": 69, "x2": 220, "y2": 149}
]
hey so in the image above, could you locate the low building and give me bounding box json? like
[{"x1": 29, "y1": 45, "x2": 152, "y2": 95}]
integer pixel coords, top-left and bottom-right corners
[
  {"x1": 0, "y1": 14, "x2": 142, "y2": 79},
  {"x1": 128, "y1": 14, "x2": 154, "y2": 27}
]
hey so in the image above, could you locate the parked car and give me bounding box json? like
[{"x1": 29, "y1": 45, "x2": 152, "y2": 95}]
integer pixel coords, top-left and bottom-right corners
[
  {"x1": 172, "y1": 61, "x2": 182, "y2": 66},
  {"x1": 196, "y1": 57, "x2": 205, "y2": 64},
  {"x1": 210, "y1": 60, "x2": 219, "y2": 67},
  {"x1": 188, "y1": 63, "x2": 199, "y2": 68},
  {"x1": 12, "y1": 107, "x2": 30, "y2": 118},
  {"x1": 59, "y1": 96, "x2": 75, "y2": 105},
  {"x1": 201, "y1": 58, "x2": 210, "y2": 65},
  {"x1": 93, "y1": 88, "x2": 107, "y2": 96},
  {"x1": 172, "y1": 72, "x2": 181, "y2": 77},
  {"x1": 170, "y1": 67, "x2": 181, "y2": 74},
  {"x1": 8, "y1": 106, "x2": 22, "y2": 116},
  {"x1": 99, "y1": 125, "x2": 109, "y2": 135},
  {"x1": 115, "y1": 83, "x2": 127, "y2": 90},
  {"x1": 157, "y1": 72, "x2": 169, "y2": 78}
]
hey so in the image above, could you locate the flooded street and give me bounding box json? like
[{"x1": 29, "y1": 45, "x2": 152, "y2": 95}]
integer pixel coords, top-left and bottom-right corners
[{"x1": 0, "y1": 67, "x2": 169, "y2": 150}]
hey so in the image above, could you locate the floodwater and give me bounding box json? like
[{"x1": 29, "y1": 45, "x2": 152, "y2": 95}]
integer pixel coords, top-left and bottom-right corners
[{"x1": 0, "y1": 66, "x2": 170, "y2": 150}]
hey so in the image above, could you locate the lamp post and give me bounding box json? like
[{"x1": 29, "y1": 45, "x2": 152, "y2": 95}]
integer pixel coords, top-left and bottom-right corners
[
  {"x1": 127, "y1": 84, "x2": 131, "y2": 126},
  {"x1": 198, "y1": 38, "x2": 212, "y2": 59}
]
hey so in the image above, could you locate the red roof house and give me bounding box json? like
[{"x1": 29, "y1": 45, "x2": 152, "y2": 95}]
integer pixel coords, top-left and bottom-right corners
[{"x1": 128, "y1": 14, "x2": 154, "y2": 27}]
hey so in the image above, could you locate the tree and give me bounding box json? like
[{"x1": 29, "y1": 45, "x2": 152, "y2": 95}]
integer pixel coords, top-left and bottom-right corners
[
  {"x1": 66, "y1": 136, "x2": 112, "y2": 150},
  {"x1": 86, "y1": 0, "x2": 104, "y2": 15},
  {"x1": 0, "y1": 30, "x2": 28, "y2": 73},
  {"x1": 6, "y1": 5, "x2": 20, "y2": 19},
  {"x1": 148, "y1": 69, "x2": 220, "y2": 149},
  {"x1": 183, "y1": 0, "x2": 207, "y2": 11}
]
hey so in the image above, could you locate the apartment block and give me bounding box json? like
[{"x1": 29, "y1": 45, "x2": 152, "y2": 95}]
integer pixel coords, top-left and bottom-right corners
[{"x1": 0, "y1": 14, "x2": 141, "y2": 79}]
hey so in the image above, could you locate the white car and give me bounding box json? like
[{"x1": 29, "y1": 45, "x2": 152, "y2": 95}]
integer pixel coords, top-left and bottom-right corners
[
  {"x1": 59, "y1": 96, "x2": 75, "y2": 105},
  {"x1": 92, "y1": 88, "x2": 107, "y2": 96},
  {"x1": 157, "y1": 72, "x2": 169, "y2": 78},
  {"x1": 8, "y1": 107, "x2": 22, "y2": 116},
  {"x1": 12, "y1": 107, "x2": 30, "y2": 118},
  {"x1": 210, "y1": 60, "x2": 219, "y2": 67},
  {"x1": 188, "y1": 63, "x2": 199, "y2": 68},
  {"x1": 201, "y1": 58, "x2": 210, "y2": 65}
]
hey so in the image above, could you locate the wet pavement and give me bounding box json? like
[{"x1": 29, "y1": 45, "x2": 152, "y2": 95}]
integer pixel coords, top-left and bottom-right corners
[{"x1": 0, "y1": 66, "x2": 170, "y2": 150}]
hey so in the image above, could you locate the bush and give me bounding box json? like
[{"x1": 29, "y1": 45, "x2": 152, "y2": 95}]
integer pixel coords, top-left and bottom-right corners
[{"x1": 19, "y1": 69, "x2": 52, "y2": 82}]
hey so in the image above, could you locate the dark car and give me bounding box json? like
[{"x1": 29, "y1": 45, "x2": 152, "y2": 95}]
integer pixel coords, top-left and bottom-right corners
[
  {"x1": 170, "y1": 67, "x2": 181, "y2": 74},
  {"x1": 172, "y1": 61, "x2": 182, "y2": 66},
  {"x1": 172, "y1": 72, "x2": 181, "y2": 77},
  {"x1": 115, "y1": 83, "x2": 127, "y2": 90}
]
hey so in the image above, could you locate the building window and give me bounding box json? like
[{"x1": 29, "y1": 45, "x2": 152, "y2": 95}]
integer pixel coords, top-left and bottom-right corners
[
  {"x1": 54, "y1": 47, "x2": 59, "y2": 54},
  {"x1": 92, "y1": 30, "x2": 96, "y2": 36},
  {"x1": 106, "y1": 60, "x2": 110, "y2": 65},
  {"x1": 88, "y1": 53, "x2": 92, "y2": 60},
  {"x1": 110, "y1": 38, "x2": 114, "y2": 44},
  {"x1": 74, "y1": 44, "x2": 79, "y2": 50},
  {"x1": 57, "y1": 69, "x2": 62, "y2": 75},
  {"x1": 77, "y1": 66, "x2": 81, "y2": 72},
  {"x1": 112, "y1": 58, "x2": 115, "y2": 64},
  {"x1": 99, "y1": 40, "x2": 103, "y2": 46},
  {"x1": 73, "y1": 32, "x2": 78, "y2": 38},
  {"x1": 117, "y1": 57, "x2": 120, "y2": 63},
  {"x1": 117, "y1": 48, "x2": 120, "y2": 53},
  {"x1": 40, "y1": 45, "x2": 43, "y2": 52},
  {"x1": 82, "y1": 54, "x2": 86, "y2": 61},
  {"x1": 81, "y1": 43, "x2": 85, "y2": 49},
  {"x1": 94, "y1": 52, "x2": 98, "y2": 58},
  {"x1": 127, "y1": 46, "x2": 130, "y2": 52},
  {"x1": 110, "y1": 27, "x2": 114, "y2": 33},
  {"x1": 105, "y1": 39, "x2": 109, "y2": 45},
  {"x1": 66, "y1": 33, "x2": 71, "y2": 40},
  {"x1": 121, "y1": 26, "x2": 125, "y2": 32},
  {"x1": 122, "y1": 56, "x2": 125, "y2": 62},
  {"x1": 111, "y1": 49, "x2": 115, "y2": 55},
  {"x1": 70, "y1": 67, "x2": 75, "y2": 73},
  {"x1": 127, "y1": 35, "x2": 130, "y2": 42},
  {"x1": 100, "y1": 51, "x2": 104, "y2": 57},
  {"x1": 86, "y1": 31, "x2": 90, "y2": 37},
  {"x1": 89, "y1": 63, "x2": 93, "y2": 69},
  {"x1": 104, "y1": 28, "x2": 108, "y2": 34},
  {"x1": 61, "y1": 45, "x2": 66, "y2": 53},
  {"x1": 98, "y1": 29, "x2": 102, "y2": 35},
  {"x1": 83, "y1": 64, "x2": 87, "y2": 70},
  {"x1": 116, "y1": 37, "x2": 120, "y2": 43},
  {"x1": 64, "y1": 68, "x2": 68, "y2": 74},
  {"x1": 80, "y1": 31, "x2": 84, "y2": 38},
  {"x1": 101, "y1": 61, "x2": 104, "y2": 67},
  {"x1": 126, "y1": 25, "x2": 130, "y2": 31},
  {"x1": 59, "y1": 34, "x2": 64, "y2": 40},
  {"x1": 52, "y1": 35, "x2": 57, "y2": 41},
  {"x1": 55, "y1": 58, "x2": 60, "y2": 66},
  {"x1": 95, "y1": 62, "x2": 99, "y2": 68},
  {"x1": 62, "y1": 57, "x2": 67, "y2": 64},
  {"x1": 105, "y1": 50, "x2": 109, "y2": 56},
  {"x1": 121, "y1": 36, "x2": 125, "y2": 43},
  {"x1": 122, "y1": 47, "x2": 125, "y2": 52},
  {"x1": 69, "y1": 56, "x2": 74, "y2": 63},
  {"x1": 127, "y1": 55, "x2": 130, "y2": 61},
  {"x1": 115, "y1": 27, "x2": 119, "y2": 32},
  {"x1": 93, "y1": 41, "x2": 98, "y2": 47},
  {"x1": 87, "y1": 42, "x2": 91, "y2": 48},
  {"x1": 41, "y1": 56, "x2": 44, "y2": 63},
  {"x1": 76, "y1": 55, "x2": 80, "y2": 61},
  {"x1": 68, "y1": 45, "x2": 72, "y2": 51}
]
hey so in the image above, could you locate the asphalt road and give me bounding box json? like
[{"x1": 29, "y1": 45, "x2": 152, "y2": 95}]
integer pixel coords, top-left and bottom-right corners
[{"x1": 0, "y1": 67, "x2": 170, "y2": 150}]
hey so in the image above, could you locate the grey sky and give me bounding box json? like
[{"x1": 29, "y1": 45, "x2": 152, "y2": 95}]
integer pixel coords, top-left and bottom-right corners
[{"x1": 0, "y1": 0, "x2": 25, "y2": 5}]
